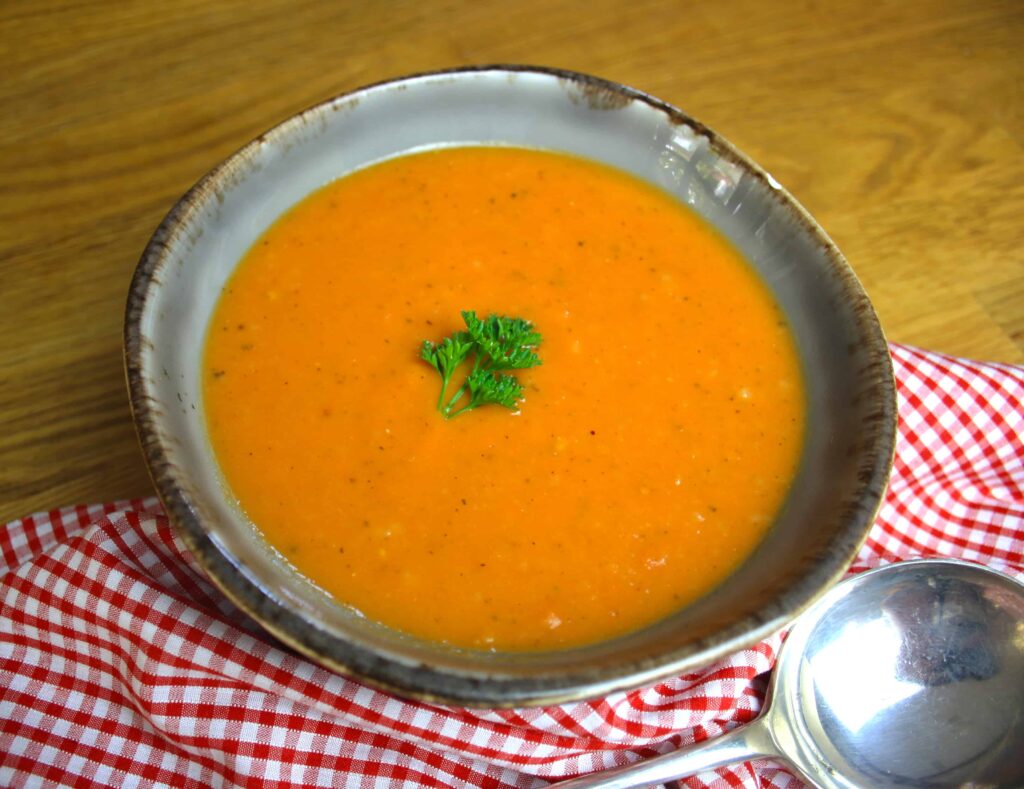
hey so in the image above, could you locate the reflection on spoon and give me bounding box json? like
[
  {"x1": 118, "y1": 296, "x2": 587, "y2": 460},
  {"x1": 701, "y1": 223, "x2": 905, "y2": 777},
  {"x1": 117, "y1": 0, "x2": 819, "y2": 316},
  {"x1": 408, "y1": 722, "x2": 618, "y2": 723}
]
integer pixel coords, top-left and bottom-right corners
[{"x1": 554, "y1": 559, "x2": 1024, "y2": 789}]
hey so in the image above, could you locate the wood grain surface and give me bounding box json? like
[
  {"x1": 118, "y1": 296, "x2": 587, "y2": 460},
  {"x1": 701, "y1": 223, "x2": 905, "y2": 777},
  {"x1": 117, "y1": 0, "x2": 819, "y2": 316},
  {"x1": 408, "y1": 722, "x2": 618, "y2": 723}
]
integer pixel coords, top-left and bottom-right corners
[{"x1": 2, "y1": 0, "x2": 1022, "y2": 522}]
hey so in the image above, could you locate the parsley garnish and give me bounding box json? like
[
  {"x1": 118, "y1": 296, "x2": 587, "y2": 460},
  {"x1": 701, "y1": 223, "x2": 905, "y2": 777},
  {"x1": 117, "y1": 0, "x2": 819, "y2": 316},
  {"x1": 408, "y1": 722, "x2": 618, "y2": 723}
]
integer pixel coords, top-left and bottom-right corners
[{"x1": 420, "y1": 311, "x2": 542, "y2": 419}]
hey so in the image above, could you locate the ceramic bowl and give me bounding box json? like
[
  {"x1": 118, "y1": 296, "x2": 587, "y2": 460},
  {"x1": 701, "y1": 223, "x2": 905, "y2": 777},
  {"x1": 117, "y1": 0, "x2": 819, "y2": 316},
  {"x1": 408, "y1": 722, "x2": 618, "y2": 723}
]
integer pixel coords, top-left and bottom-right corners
[{"x1": 125, "y1": 66, "x2": 896, "y2": 707}]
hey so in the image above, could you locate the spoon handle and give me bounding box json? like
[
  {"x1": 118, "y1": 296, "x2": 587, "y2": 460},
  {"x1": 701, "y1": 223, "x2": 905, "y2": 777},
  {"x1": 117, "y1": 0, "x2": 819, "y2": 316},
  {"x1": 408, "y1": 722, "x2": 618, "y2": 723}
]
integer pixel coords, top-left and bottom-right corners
[{"x1": 551, "y1": 716, "x2": 777, "y2": 789}]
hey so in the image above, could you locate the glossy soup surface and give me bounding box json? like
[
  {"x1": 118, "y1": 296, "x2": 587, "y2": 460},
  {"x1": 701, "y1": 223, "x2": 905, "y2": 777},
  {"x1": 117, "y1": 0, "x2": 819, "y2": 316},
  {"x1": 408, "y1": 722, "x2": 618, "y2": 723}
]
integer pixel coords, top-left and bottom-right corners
[{"x1": 204, "y1": 146, "x2": 805, "y2": 651}]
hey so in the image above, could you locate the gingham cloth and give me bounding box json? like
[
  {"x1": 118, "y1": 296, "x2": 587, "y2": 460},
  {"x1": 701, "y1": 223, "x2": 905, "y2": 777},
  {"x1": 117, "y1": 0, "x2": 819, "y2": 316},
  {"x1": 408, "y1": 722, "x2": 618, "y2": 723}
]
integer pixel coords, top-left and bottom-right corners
[{"x1": 2, "y1": 344, "x2": 1022, "y2": 788}]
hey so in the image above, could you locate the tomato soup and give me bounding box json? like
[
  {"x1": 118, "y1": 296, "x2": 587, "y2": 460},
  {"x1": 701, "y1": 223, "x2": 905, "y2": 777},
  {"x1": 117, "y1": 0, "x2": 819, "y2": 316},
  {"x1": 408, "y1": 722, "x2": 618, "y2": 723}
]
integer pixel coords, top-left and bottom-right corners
[{"x1": 203, "y1": 147, "x2": 805, "y2": 651}]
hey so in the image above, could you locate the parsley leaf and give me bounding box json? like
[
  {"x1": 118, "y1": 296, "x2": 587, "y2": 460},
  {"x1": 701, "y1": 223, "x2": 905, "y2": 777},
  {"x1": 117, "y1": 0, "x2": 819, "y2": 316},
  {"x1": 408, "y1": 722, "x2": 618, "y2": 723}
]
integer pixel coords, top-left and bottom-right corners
[
  {"x1": 421, "y1": 312, "x2": 542, "y2": 419},
  {"x1": 461, "y1": 311, "x2": 542, "y2": 370},
  {"x1": 420, "y1": 331, "x2": 475, "y2": 410}
]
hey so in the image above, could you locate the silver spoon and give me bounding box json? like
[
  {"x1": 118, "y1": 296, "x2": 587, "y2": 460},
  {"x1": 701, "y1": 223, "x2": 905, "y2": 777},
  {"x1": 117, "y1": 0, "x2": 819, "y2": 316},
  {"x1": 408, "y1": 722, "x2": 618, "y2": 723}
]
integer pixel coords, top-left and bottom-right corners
[{"x1": 555, "y1": 558, "x2": 1024, "y2": 788}]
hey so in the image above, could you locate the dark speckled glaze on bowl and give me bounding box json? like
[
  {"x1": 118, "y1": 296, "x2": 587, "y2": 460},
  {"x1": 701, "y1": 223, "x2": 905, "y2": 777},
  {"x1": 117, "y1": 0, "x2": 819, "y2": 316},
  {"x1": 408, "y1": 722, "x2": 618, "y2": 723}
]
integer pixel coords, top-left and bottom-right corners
[{"x1": 124, "y1": 66, "x2": 897, "y2": 707}]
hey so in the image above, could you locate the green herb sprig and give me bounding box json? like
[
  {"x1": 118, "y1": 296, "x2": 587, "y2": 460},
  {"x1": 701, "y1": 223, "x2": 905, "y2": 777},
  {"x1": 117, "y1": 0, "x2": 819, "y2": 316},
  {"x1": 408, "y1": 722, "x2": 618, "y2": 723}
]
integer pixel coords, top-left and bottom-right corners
[{"x1": 420, "y1": 311, "x2": 542, "y2": 419}]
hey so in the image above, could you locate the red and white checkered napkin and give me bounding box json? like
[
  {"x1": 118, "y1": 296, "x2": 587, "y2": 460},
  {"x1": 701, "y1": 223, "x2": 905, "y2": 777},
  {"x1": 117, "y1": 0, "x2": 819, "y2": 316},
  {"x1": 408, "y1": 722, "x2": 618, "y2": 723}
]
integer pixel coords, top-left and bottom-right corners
[{"x1": 2, "y1": 344, "x2": 1022, "y2": 788}]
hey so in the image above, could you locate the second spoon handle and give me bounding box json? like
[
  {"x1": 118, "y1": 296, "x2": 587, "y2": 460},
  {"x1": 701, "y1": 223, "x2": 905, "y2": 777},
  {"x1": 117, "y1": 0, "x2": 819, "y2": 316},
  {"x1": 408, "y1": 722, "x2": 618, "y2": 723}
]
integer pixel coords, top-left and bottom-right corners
[{"x1": 552, "y1": 715, "x2": 778, "y2": 789}]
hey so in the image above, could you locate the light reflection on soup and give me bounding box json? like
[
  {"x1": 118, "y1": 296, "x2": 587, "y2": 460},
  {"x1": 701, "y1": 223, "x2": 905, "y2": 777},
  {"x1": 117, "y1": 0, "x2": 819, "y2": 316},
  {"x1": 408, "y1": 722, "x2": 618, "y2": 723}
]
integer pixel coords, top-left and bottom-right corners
[{"x1": 203, "y1": 146, "x2": 805, "y2": 651}]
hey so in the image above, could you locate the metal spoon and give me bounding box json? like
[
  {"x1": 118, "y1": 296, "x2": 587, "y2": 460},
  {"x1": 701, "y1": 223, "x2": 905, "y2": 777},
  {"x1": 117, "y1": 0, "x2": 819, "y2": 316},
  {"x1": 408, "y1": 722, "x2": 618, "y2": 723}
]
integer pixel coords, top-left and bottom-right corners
[{"x1": 555, "y1": 558, "x2": 1024, "y2": 788}]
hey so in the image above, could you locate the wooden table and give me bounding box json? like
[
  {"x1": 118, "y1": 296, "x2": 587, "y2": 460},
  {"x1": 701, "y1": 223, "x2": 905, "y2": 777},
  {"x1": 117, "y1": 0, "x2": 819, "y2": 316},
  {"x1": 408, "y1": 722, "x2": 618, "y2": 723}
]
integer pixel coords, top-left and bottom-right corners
[{"x1": 2, "y1": 0, "x2": 1021, "y2": 523}]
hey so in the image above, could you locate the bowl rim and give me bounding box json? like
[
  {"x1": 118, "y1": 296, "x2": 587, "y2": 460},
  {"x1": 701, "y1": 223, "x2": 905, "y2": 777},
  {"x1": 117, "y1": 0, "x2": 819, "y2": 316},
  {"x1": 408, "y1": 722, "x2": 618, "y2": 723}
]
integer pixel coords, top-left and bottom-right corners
[{"x1": 124, "y1": 64, "x2": 898, "y2": 707}]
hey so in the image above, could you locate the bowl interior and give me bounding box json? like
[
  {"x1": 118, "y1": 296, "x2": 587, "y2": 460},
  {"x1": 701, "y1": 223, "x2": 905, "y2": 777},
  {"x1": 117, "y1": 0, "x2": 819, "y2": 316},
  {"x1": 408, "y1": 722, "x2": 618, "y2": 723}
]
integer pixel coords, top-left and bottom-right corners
[{"x1": 126, "y1": 67, "x2": 895, "y2": 706}]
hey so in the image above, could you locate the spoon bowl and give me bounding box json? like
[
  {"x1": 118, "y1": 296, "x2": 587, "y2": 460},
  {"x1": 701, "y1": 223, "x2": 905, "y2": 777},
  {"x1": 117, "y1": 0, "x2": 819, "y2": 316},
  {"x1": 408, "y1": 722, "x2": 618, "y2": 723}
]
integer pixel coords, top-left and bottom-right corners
[{"x1": 557, "y1": 558, "x2": 1024, "y2": 788}]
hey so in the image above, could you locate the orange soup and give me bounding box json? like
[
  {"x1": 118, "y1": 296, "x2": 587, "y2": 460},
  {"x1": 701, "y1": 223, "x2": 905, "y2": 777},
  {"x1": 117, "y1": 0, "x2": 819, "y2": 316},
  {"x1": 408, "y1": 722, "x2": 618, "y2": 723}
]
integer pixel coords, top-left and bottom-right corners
[{"x1": 203, "y1": 147, "x2": 805, "y2": 651}]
